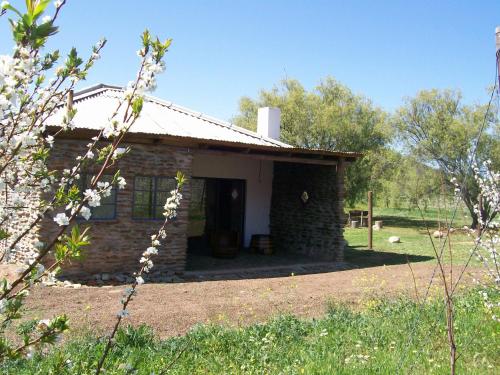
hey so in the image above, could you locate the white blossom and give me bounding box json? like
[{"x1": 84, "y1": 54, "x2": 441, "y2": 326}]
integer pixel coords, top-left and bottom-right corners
[
  {"x1": 117, "y1": 176, "x2": 126, "y2": 190},
  {"x1": 53, "y1": 213, "x2": 69, "y2": 226},
  {"x1": 143, "y1": 247, "x2": 158, "y2": 256},
  {"x1": 45, "y1": 135, "x2": 54, "y2": 147},
  {"x1": 458, "y1": 161, "x2": 500, "y2": 322},
  {"x1": 84, "y1": 189, "x2": 101, "y2": 207},
  {"x1": 80, "y1": 206, "x2": 91, "y2": 220},
  {"x1": 117, "y1": 309, "x2": 129, "y2": 318},
  {"x1": 163, "y1": 190, "x2": 182, "y2": 219}
]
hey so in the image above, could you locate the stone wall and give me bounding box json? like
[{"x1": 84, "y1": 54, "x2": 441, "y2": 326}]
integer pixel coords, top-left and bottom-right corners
[
  {"x1": 40, "y1": 139, "x2": 192, "y2": 277},
  {"x1": 270, "y1": 161, "x2": 346, "y2": 261},
  {"x1": 0, "y1": 185, "x2": 42, "y2": 265}
]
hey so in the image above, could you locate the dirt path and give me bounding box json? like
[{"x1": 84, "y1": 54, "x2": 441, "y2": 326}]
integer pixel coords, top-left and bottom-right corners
[{"x1": 22, "y1": 263, "x2": 477, "y2": 338}]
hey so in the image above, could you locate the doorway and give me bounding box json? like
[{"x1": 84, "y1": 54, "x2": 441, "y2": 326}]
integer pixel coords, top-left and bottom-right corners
[{"x1": 188, "y1": 177, "x2": 245, "y2": 256}]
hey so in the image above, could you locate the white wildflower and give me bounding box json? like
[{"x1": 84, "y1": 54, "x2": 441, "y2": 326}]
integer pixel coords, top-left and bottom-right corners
[{"x1": 36, "y1": 319, "x2": 50, "y2": 331}]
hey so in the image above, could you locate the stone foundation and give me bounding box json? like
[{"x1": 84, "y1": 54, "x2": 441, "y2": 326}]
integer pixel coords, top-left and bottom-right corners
[{"x1": 270, "y1": 161, "x2": 346, "y2": 261}]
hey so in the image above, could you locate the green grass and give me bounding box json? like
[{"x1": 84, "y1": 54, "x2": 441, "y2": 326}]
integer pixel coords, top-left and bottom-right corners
[
  {"x1": 3, "y1": 290, "x2": 498, "y2": 374},
  {"x1": 4, "y1": 206, "x2": 495, "y2": 374},
  {"x1": 344, "y1": 207, "x2": 477, "y2": 267}
]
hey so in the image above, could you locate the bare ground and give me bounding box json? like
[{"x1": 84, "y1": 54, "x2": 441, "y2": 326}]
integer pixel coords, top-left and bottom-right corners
[{"x1": 18, "y1": 263, "x2": 477, "y2": 338}]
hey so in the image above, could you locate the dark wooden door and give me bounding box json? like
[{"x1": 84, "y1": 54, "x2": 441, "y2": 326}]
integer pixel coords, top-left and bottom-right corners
[{"x1": 209, "y1": 179, "x2": 245, "y2": 240}]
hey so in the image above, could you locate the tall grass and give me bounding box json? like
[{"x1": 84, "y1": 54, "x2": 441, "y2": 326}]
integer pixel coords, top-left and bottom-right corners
[{"x1": 3, "y1": 290, "x2": 498, "y2": 374}]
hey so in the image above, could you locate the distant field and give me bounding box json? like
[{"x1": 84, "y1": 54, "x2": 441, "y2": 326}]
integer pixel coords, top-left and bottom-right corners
[{"x1": 344, "y1": 206, "x2": 477, "y2": 266}]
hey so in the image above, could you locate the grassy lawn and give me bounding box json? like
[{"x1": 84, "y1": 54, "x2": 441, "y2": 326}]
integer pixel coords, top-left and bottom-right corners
[
  {"x1": 3, "y1": 290, "x2": 498, "y2": 374},
  {"x1": 344, "y1": 207, "x2": 477, "y2": 267},
  {"x1": 4, "y1": 206, "x2": 496, "y2": 374}
]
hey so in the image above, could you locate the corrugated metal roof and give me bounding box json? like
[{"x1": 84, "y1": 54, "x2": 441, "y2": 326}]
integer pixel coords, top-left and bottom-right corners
[
  {"x1": 50, "y1": 84, "x2": 290, "y2": 148},
  {"x1": 49, "y1": 84, "x2": 362, "y2": 160}
]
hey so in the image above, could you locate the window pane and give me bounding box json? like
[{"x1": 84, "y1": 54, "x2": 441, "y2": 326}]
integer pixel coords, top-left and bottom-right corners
[
  {"x1": 155, "y1": 191, "x2": 170, "y2": 207},
  {"x1": 91, "y1": 204, "x2": 115, "y2": 219},
  {"x1": 133, "y1": 204, "x2": 152, "y2": 219},
  {"x1": 154, "y1": 205, "x2": 165, "y2": 220},
  {"x1": 156, "y1": 177, "x2": 175, "y2": 192},
  {"x1": 134, "y1": 190, "x2": 152, "y2": 206},
  {"x1": 133, "y1": 176, "x2": 154, "y2": 219},
  {"x1": 135, "y1": 176, "x2": 153, "y2": 191},
  {"x1": 101, "y1": 189, "x2": 116, "y2": 205},
  {"x1": 78, "y1": 174, "x2": 117, "y2": 220}
]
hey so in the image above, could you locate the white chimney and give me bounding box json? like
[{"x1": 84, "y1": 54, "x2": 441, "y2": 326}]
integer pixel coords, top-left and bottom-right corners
[
  {"x1": 496, "y1": 26, "x2": 500, "y2": 53},
  {"x1": 257, "y1": 107, "x2": 281, "y2": 140}
]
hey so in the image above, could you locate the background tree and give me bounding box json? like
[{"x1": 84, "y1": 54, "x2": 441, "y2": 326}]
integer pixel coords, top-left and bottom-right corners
[
  {"x1": 369, "y1": 149, "x2": 443, "y2": 210},
  {"x1": 233, "y1": 77, "x2": 390, "y2": 206},
  {"x1": 394, "y1": 89, "x2": 500, "y2": 228}
]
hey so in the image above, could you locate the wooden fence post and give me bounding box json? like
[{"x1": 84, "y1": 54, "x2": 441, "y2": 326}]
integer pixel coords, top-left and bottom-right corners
[{"x1": 368, "y1": 191, "x2": 373, "y2": 250}]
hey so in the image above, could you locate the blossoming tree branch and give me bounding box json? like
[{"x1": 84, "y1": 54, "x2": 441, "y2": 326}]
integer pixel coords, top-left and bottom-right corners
[{"x1": 0, "y1": 0, "x2": 184, "y2": 365}]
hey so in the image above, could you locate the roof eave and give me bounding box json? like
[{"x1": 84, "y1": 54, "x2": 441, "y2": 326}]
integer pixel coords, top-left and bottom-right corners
[{"x1": 47, "y1": 126, "x2": 363, "y2": 163}]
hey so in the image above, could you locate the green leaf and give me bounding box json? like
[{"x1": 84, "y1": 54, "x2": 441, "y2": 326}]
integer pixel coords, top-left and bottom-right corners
[
  {"x1": 132, "y1": 96, "x2": 143, "y2": 117},
  {"x1": 55, "y1": 225, "x2": 90, "y2": 262},
  {"x1": 33, "y1": 0, "x2": 51, "y2": 20},
  {"x1": 175, "y1": 171, "x2": 186, "y2": 187},
  {"x1": 141, "y1": 29, "x2": 151, "y2": 48},
  {"x1": 0, "y1": 228, "x2": 10, "y2": 241}
]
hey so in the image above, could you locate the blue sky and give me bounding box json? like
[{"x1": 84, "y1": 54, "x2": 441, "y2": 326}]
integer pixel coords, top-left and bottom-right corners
[{"x1": 1, "y1": 0, "x2": 500, "y2": 121}]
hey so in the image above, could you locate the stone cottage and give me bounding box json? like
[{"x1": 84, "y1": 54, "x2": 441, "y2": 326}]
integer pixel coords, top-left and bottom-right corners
[{"x1": 5, "y1": 84, "x2": 360, "y2": 278}]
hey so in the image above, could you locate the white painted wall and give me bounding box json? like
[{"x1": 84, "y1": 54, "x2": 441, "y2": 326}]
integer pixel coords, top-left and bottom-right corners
[{"x1": 191, "y1": 153, "x2": 273, "y2": 246}]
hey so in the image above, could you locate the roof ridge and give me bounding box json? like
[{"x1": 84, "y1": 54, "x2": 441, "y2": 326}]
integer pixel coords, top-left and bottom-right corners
[{"x1": 74, "y1": 83, "x2": 122, "y2": 97}]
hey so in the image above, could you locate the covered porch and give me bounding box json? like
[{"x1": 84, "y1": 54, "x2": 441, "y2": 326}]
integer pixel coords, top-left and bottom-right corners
[{"x1": 185, "y1": 141, "x2": 356, "y2": 266}]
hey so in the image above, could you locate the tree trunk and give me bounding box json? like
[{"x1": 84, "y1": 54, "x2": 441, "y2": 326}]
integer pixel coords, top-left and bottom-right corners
[
  {"x1": 470, "y1": 212, "x2": 479, "y2": 230},
  {"x1": 461, "y1": 189, "x2": 479, "y2": 229}
]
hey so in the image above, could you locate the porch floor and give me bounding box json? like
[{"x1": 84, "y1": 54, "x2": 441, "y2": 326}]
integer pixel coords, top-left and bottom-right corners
[{"x1": 184, "y1": 249, "x2": 350, "y2": 281}]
